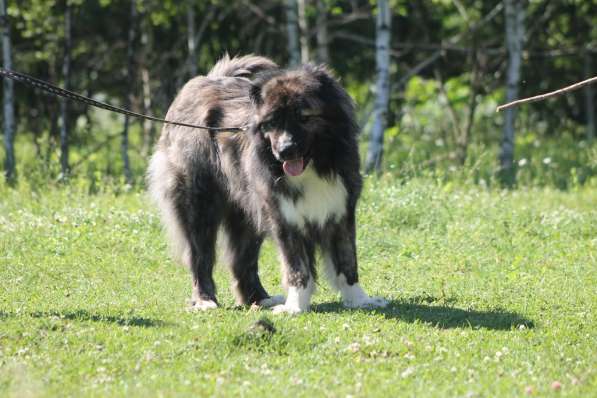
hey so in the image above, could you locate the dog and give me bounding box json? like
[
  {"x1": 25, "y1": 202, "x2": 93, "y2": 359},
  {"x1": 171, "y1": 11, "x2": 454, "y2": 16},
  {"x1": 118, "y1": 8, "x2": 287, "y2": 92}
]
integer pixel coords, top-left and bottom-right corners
[{"x1": 147, "y1": 55, "x2": 387, "y2": 314}]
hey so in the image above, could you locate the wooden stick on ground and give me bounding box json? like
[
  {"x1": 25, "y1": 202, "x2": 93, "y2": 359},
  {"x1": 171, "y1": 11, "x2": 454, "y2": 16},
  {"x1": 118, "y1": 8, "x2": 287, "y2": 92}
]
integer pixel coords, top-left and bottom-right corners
[{"x1": 496, "y1": 76, "x2": 597, "y2": 112}]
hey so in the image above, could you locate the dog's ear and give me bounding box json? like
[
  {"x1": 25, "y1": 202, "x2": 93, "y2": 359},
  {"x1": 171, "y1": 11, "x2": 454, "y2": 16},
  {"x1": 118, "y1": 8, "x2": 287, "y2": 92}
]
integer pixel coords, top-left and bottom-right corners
[
  {"x1": 310, "y1": 65, "x2": 358, "y2": 130},
  {"x1": 250, "y1": 69, "x2": 284, "y2": 107},
  {"x1": 310, "y1": 65, "x2": 345, "y2": 101},
  {"x1": 249, "y1": 83, "x2": 263, "y2": 107}
]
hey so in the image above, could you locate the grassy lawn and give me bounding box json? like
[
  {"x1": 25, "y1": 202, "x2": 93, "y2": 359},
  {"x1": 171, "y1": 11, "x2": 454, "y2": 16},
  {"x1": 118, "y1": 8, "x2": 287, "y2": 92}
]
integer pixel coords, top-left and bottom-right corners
[{"x1": 0, "y1": 177, "x2": 595, "y2": 397}]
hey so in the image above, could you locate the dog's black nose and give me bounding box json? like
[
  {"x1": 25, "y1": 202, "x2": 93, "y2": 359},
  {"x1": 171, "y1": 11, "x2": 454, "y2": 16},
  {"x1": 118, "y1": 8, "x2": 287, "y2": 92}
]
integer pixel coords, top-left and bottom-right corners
[{"x1": 277, "y1": 140, "x2": 298, "y2": 160}]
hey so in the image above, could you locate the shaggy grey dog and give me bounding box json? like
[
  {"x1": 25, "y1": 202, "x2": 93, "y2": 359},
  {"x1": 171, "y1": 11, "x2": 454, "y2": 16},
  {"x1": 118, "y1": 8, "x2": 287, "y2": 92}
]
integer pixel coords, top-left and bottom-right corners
[{"x1": 148, "y1": 55, "x2": 387, "y2": 313}]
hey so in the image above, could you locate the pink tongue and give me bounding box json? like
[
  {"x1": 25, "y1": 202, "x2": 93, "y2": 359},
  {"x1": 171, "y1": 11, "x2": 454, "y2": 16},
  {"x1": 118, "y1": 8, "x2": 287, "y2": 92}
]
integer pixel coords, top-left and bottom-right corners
[{"x1": 282, "y1": 158, "x2": 304, "y2": 177}]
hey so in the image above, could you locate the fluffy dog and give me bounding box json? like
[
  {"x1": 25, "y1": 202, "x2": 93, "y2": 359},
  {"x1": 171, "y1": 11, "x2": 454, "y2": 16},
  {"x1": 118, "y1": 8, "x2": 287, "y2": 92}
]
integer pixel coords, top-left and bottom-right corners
[{"x1": 147, "y1": 55, "x2": 387, "y2": 313}]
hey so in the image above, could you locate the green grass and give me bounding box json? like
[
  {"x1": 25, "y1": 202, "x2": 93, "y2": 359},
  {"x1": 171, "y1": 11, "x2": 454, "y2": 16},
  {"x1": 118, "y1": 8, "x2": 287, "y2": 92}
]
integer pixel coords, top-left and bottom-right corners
[{"x1": 0, "y1": 177, "x2": 596, "y2": 397}]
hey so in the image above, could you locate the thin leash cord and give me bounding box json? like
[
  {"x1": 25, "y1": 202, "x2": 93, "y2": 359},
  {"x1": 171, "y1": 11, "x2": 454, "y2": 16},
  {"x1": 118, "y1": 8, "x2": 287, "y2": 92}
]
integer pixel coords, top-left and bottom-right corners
[{"x1": 0, "y1": 68, "x2": 249, "y2": 132}]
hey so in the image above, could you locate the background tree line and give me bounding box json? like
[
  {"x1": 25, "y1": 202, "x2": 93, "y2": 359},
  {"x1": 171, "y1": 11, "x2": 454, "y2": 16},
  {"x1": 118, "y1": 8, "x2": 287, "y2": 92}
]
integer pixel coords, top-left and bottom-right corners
[{"x1": 1, "y1": 0, "x2": 596, "y2": 189}]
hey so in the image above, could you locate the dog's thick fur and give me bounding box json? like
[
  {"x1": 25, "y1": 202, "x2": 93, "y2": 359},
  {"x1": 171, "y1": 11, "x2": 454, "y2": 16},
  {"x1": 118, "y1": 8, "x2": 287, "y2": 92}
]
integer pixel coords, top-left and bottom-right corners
[{"x1": 147, "y1": 55, "x2": 386, "y2": 313}]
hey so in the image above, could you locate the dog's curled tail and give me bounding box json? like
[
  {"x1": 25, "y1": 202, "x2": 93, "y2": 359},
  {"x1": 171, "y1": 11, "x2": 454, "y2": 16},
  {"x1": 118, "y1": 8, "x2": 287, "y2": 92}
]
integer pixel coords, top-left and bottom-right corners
[{"x1": 208, "y1": 54, "x2": 278, "y2": 79}]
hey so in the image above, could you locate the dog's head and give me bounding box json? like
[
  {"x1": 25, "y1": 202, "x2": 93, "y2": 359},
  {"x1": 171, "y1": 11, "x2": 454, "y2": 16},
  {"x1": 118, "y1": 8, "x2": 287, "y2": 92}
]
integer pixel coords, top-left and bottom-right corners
[{"x1": 249, "y1": 65, "x2": 357, "y2": 177}]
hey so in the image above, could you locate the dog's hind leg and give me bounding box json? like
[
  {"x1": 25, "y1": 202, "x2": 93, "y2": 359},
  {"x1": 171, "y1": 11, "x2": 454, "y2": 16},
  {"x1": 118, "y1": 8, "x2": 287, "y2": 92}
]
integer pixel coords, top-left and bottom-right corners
[
  {"x1": 171, "y1": 170, "x2": 224, "y2": 311},
  {"x1": 322, "y1": 213, "x2": 388, "y2": 309},
  {"x1": 222, "y1": 207, "x2": 284, "y2": 307}
]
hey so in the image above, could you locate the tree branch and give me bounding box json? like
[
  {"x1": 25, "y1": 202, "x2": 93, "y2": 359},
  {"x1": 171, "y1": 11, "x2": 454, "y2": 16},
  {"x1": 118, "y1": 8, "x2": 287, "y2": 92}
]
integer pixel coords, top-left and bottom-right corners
[
  {"x1": 391, "y1": 1, "x2": 504, "y2": 92},
  {"x1": 496, "y1": 76, "x2": 597, "y2": 112}
]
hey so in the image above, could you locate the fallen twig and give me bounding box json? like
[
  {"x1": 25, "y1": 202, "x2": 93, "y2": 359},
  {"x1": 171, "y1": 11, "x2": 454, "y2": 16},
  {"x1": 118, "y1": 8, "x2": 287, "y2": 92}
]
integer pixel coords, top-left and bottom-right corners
[{"x1": 496, "y1": 76, "x2": 597, "y2": 112}]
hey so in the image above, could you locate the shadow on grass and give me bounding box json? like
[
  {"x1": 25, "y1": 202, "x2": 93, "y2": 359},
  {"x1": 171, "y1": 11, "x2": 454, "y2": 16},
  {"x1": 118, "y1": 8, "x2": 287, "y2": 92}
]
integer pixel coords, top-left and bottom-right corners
[
  {"x1": 313, "y1": 299, "x2": 534, "y2": 331},
  {"x1": 24, "y1": 310, "x2": 170, "y2": 328}
]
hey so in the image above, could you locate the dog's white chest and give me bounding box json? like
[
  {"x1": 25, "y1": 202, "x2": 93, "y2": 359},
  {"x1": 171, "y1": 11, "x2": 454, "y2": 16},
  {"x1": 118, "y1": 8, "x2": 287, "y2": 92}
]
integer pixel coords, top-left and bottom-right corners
[{"x1": 278, "y1": 166, "x2": 347, "y2": 230}]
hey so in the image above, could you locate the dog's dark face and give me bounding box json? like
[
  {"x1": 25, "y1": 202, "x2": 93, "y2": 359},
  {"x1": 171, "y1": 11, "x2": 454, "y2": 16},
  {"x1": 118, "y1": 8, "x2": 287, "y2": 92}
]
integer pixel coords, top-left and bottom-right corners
[{"x1": 250, "y1": 68, "x2": 337, "y2": 177}]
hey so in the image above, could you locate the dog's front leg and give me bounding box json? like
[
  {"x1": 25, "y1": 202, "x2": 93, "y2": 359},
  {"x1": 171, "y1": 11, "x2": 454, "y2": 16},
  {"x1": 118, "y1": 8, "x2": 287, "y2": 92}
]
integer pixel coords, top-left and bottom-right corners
[
  {"x1": 271, "y1": 228, "x2": 315, "y2": 315},
  {"x1": 323, "y1": 216, "x2": 388, "y2": 309}
]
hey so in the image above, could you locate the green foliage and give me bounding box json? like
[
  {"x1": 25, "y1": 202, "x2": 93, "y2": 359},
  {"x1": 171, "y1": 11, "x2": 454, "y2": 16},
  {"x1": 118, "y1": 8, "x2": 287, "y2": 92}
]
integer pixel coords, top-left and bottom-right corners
[
  {"x1": 2, "y1": 0, "x2": 597, "y2": 188},
  {"x1": 1, "y1": 176, "x2": 596, "y2": 397},
  {"x1": 362, "y1": 74, "x2": 597, "y2": 189}
]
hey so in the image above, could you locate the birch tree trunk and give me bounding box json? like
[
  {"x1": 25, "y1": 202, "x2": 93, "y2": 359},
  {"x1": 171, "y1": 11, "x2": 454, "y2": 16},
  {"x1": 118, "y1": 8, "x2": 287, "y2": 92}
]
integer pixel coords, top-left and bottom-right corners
[
  {"x1": 458, "y1": 45, "x2": 481, "y2": 165},
  {"x1": 584, "y1": 50, "x2": 595, "y2": 141},
  {"x1": 140, "y1": 30, "x2": 154, "y2": 157},
  {"x1": 316, "y1": 0, "x2": 330, "y2": 64},
  {"x1": 499, "y1": 0, "x2": 525, "y2": 184},
  {"x1": 194, "y1": 5, "x2": 215, "y2": 55},
  {"x1": 365, "y1": 0, "x2": 391, "y2": 174},
  {"x1": 297, "y1": 0, "x2": 309, "y2": 63},
  {"x1": 122, "y1": 0, "x2": 137, "y2": 185},
  {"x1": 187, "y1": 0, "x2": 197, "y2": 78},
  {"x1": 286, "y1": 0, "x2": 300, "y2": 66},
  {"x1": 60, "y1": 3, "x2": 72, "y2": 179},
  {"x1": 1, "y1": 0, "x2": 15, "y2": 181}
]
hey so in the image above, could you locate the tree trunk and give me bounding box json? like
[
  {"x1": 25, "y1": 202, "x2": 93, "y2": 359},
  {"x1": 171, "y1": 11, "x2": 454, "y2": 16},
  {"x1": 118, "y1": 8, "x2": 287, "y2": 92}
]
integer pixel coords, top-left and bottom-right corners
[
  {"x1": 297, "y1": 0, "x2": 309, "y2": 63},
  {"x1": 60, "y1": 3, "x2": 72, "y2": 180},
  {"x1": 122, "y1": 0, "x2": 137, "y2": 185},
  {"x1": 187, "y1": 0, "x2": 197, "y2": 78},
  {"x1": 315, "y1": 0, "x2": 330, "y2": 64},
  {"x1": 140, "y1": 16, "x2": 155, "y2": 157},
  {"x1": 193, "y1": 5, "x2": 215, "y2": 64},
  {"x1": 140, "y1": 62, "x2": 154, "y2": 157},
  {"x1": 286, "y1": 0, "x2": 300, "y2": 66},
  {"x1": 458, "y1": 46, "x2": 481, "y2": 165},
  {"x1": 45, "y1": 63, "x2": 59, "y2": 166},
  {"x1": 365, "y1": 0, "x2": 391, "y2": 174},
  {"x1": 585, "y1": 50, "x2": 595, "y2": 141},
  {"x1": 1, "y1": 0, "x2": 15, "y2": 182},
  {"x1": 499, "y1": 0, "x2": 525, "y2": 185},
  {"x1": 46, "y1": 103, "x2": 59, "y2": 166}
]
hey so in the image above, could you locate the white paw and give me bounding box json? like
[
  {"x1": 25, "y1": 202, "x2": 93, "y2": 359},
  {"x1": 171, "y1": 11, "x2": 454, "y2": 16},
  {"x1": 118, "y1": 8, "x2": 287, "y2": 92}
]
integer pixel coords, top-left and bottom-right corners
[
  {"x1": 343, "y1": 296, "x2": 388, "y2": 309},
  {"x1": 257, "y1": 295, "x2": 286, "y2": 308},
  {"x1": 188, "y1": 299, "x2": 218, "y2": 311},
  {"x1": 271, "y1": 304, "x2": 305, "y2": 315}
]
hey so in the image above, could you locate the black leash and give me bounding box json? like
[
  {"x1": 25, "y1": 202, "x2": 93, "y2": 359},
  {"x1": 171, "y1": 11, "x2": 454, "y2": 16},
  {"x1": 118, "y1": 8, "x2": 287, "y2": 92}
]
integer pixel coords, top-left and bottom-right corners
[{"x1": 0, "y1": 68, "x2": 249, "y2": 132}]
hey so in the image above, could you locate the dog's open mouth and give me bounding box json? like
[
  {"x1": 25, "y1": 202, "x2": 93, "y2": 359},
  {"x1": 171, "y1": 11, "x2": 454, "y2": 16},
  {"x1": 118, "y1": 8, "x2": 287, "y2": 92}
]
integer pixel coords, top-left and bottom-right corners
[{"x1": 282, "y1": 158, "x2": 304, "y2": 177}]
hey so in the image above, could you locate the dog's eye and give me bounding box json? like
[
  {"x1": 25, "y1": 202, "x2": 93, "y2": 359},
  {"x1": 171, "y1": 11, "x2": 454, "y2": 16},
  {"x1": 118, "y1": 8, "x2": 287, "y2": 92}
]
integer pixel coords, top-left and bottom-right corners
[
  {"x1": 259, "y1": 120, "x2": 275, "y2": 133},
  {"x1": 298, "y1": 114, "x2": 311, "y2": 123},
  {"x1": 298, "y1": 109, "x2": 321, "y2": 123}
]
